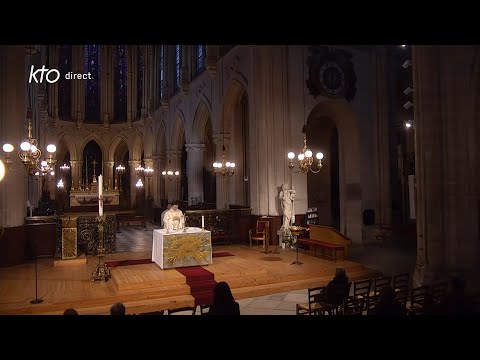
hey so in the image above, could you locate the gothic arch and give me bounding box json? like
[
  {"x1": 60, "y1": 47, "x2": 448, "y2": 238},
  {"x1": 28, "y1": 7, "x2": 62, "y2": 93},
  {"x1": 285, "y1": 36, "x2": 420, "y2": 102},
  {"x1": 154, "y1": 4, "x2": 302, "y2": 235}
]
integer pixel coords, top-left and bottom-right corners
[
  {"x1": 56, "y1": 133, "x2": 78, "y2": 160},
  {"x1": 131, "y1": 133, "x2": 144, "y2": 160},
  {"x1": 108, "y1": 136, "x2": 130, "y2": 161},
  {"x1": 144, "y1": 124, "x2": 154, "y2": 158},
  {"x1": 191, "y1": 101, "x2": 211, "y2": 143},
  {"x1": 154, "y1": 123, "x2": 167, "y2": 155},
  {"x1": 171, "y1": 115, "x2": 186, "y2": 151},
  {"x1": 221, "y1": 79, "x2": 247, "y2": 134},
  {"x1": 307, "y1": 100, "x2": 361, "y2": 242},
  {"x1": 80, "y1": 135, "x2": 106, "y2": 159}
]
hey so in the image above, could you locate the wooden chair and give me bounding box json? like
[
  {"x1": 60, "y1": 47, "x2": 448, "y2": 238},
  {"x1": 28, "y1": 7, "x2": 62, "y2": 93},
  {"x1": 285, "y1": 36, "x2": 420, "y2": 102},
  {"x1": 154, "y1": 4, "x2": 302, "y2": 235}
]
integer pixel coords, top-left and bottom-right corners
[
  {"x1": 430, "y1": 281, "x2": 448, "y2": 304},
  {"x1": 343, "y1": 295, "x2": 366, "y2": 315},
  {"x1": 167, "y1": 306, "x2": 197, "y2": 315},
  {"x1": 393, "y1": 273, "x2": 410, "y2": 293},
  {"x1": 372, "y1": 276, "x2": 392, "y2": 296},
  {"x1": 409, "y1": 286, "x2": 429, "y2": 315},
  {"x1": 317, "y1": 282, "x2": 352, "y2": 315},
  {"x1": 199, "y1": 304, "x2": 210, "y2": 315},
  {"x1": 249, "y1": 220, "x2": 269, "y2": 248},
  {"x1": 296, "y1": 286, "x2": 326, "y2": 315},
  {"x1": 353, "y1": 278, "x2": 372, "y2": 311}
]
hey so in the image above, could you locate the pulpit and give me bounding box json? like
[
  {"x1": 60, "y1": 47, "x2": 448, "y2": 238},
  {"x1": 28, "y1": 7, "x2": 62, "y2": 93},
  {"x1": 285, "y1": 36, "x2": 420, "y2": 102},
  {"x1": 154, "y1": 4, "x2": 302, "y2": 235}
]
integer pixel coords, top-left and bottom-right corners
[{"x1": 152, "y1": 228, "x2": 212, "y2": 269}]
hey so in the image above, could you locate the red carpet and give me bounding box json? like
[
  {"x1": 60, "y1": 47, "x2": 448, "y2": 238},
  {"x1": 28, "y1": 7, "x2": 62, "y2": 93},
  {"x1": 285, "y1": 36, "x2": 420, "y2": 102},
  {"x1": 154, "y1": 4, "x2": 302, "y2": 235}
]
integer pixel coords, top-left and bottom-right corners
[
  {"x1": 176, "y1": 266, "x2": 217, "y2": 306},
  {"x1": 105, "y1": 252, "x2": 233, "y2": 268}
]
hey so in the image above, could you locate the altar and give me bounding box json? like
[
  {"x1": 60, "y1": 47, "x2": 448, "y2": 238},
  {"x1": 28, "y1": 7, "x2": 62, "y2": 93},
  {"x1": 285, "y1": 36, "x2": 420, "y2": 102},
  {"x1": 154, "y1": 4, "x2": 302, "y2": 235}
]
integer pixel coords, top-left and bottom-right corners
[
  {"x1": 152, "y1": 228, "x2": 213, "y2": 270},
  {"x1": 69, "y1": 190, "x2": 120, "y2": 208}
]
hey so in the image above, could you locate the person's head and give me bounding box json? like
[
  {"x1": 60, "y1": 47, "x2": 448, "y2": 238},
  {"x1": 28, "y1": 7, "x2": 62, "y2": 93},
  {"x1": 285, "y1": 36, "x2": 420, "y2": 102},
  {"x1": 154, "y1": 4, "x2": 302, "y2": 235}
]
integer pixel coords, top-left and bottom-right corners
[
  {"x1": 213, "y1": 281, "x2": 235, "y2": 304},
  {"x1": 110, "y1": 302, "x2": 126, "y2": 315},
  {"x1": 63, "y1": 308, "x2": 78, "y2": 315},
  {"x1": 167, "y1": 203, "x2": 172, "y2": 210},
  {"x1": 172, "y1": 201, "x2": 180, "y2": 210},
  {"x1": 334, "y1": 267, "x2": 347, "y2": 280},
  {"x1": 378, "y1": 285, "x2": 395, "y2": 303}
]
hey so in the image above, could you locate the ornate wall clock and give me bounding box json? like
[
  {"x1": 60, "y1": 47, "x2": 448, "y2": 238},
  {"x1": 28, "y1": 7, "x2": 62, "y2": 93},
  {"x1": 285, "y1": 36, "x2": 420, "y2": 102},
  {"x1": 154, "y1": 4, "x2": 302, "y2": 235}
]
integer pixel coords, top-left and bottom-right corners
[{"x1": 306, "y1": 46, "x2": 357, "y2": 102}]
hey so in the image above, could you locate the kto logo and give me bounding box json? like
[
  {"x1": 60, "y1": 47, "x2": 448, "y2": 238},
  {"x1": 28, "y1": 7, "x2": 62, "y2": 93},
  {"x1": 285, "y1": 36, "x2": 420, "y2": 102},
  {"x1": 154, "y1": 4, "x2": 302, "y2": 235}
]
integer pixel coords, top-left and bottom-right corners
[{"x1": 29, "y1": 65, "x2": 60, "y2": 84}]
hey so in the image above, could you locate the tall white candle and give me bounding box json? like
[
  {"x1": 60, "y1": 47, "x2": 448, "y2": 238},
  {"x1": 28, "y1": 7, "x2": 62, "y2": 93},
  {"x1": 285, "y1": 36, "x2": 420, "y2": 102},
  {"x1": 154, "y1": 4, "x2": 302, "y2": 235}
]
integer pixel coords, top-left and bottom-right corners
[
  {"x1": 201, "y1": 215, "x2": 204, "y2": 228},
  {"x1": 98, "y1": 174, "x2": 103, "y2": 216}
]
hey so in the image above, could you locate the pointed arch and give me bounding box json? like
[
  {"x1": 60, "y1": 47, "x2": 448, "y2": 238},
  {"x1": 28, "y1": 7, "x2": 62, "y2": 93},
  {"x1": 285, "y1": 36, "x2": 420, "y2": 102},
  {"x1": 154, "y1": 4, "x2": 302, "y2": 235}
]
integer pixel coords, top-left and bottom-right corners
[
  {"x1": 131, "y1": 133, "x2": 144, "y2": 160},
  {"x1": 155, "y1": 122, "x2": 167, "y2": 155},
  {"x1": 56, "y1": 133, "x2": 78, "y2": 160},
  {"x1": 221, "y1": 79, "x2": 247, "y2": 133},
  {"x1": 307, "y1": 100, "x2": 361, "y2": 242},
  {"x1": 108, "y1": 136, "x2": 130, "y2": 161},
  {"x1": 171, "y1": 115, "x2": 186, "y2": 151},
  {"x1": 191, "y1": 101, "x2": 211, "y2": 143},
  {"x1": 80, "y1": 134, "x2": 106, "y2": 157}
]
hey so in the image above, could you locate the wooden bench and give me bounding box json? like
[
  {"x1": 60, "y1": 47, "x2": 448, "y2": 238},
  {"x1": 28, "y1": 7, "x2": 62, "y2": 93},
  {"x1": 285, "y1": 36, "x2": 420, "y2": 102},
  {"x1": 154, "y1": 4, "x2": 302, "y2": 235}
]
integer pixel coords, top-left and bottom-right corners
[
  {"x1": 297, "y1": 225, "x2": 351, "y2": 262},
  {"x1": 116, "y1": 215, "x2": 146, "y2": 232}
]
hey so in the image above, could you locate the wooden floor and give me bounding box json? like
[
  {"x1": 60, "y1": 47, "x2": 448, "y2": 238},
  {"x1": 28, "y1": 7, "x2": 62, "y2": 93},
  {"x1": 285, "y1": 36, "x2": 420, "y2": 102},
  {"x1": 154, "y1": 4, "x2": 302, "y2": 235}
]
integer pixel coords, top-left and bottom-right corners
[{"x1": 0, "y1": 245, "x2": 380, "y2": 315}]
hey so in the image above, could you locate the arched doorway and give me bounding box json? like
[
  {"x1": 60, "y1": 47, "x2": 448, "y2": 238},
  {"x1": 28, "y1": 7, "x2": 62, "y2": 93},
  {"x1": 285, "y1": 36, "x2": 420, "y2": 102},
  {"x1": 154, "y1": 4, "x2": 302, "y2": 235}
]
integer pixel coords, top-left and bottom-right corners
[{"x1": 306, "y1": 116, "x2": 340, "y2": 230}]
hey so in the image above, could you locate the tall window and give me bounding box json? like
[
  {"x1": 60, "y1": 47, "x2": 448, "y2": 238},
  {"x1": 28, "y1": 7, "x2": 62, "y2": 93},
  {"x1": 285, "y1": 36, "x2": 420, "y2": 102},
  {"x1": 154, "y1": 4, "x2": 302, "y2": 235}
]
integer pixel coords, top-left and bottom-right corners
[
  {"x1": 137, "y1": 46, "x2": 144, "y2": 119},
  {"x1": 159, "y1": 45, "x2": 164, "y2": 100},
  {"x1": 113, "y1": 45, "x2": 128, "y2": 122},
  {"x1": 194, "y1": 45, "x2": 206, "y2": 76},
  {"x1": 84, "y1": 45, "x2": 101, "y2": 122},
  {"x1": 175, "y1": 45, "x2": 182, "y2": 91},
  {"x1": 58, "y1": 45, "x2": 72, "y2": 119}
]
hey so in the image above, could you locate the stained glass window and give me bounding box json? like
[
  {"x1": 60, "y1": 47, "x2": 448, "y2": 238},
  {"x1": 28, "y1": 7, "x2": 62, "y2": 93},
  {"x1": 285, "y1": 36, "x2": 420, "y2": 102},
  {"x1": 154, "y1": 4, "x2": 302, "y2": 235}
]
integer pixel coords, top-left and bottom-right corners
[
  {"x1": 175, "y1": 45, "x2": 182, "y2": 91},
  {"x1": 159, "y1": 45, "x2": 164, "y2": 100},
  {"x1": 137, "y1": 46, "x2": 144, "y2": 118},
  {"x1": 58, "y1": 45, "x2": 72, "y2": 119},
  {"x1": 84, "y1": 45, "x2": 101, "y2": 122},
  {"x1": 195, "y1": 45, "x2": 205, "y2": 76},
  {"x1": 114, "y1": 45, "x2": 128, "y2": 122}
]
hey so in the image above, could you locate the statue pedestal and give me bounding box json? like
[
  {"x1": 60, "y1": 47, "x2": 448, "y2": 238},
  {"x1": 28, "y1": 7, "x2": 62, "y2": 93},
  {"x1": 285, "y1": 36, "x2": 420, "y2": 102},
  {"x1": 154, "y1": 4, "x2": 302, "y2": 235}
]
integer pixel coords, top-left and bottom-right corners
[{"x1": 277, "y1": 230, "x2": 285, "y2": 248}]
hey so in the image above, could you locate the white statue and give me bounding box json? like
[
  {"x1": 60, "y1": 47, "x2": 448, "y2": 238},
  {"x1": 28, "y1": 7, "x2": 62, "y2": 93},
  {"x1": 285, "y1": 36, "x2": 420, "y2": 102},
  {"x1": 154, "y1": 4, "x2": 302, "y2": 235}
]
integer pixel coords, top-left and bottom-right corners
[
  {"x1": 163, "y1": 202, "x2": 185, "y2": 231},
  {"x1": 279, "y1": 184, "x2": 296, "y2": 230}
]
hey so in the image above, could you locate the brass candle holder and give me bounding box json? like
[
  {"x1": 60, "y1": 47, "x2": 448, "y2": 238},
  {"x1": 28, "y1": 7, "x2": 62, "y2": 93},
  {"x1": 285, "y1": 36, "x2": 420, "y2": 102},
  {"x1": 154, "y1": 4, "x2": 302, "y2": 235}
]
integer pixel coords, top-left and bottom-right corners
[{"x1": 91, "y1": 214, "x2": 111, "y2": 282}]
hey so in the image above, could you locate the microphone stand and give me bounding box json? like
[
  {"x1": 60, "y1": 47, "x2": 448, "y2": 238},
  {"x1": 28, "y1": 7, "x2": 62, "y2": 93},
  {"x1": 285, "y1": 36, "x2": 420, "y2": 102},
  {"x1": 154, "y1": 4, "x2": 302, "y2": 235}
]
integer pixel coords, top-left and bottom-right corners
[{"x1": 30, "y1": 233, "x2": 43, "y2": 304}]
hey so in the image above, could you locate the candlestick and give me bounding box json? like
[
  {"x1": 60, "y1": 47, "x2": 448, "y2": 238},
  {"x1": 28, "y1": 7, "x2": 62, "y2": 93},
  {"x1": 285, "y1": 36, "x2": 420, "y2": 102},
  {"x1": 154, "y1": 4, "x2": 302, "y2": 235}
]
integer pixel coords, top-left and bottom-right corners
[
  {"x1": 98, "y1": 174, "x2": 103, "y2": 217},
  {"x1": 201, "y1": 215, "x2": 204, "y2": 229}
]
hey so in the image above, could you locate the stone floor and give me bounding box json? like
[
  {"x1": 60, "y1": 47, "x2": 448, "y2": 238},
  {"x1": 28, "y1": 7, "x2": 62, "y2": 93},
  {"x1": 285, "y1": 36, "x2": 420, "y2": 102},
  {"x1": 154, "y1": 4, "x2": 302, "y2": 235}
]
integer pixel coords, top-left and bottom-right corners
[{"x1": 116, "y1": 223, "x2": 417, "y2": 315}]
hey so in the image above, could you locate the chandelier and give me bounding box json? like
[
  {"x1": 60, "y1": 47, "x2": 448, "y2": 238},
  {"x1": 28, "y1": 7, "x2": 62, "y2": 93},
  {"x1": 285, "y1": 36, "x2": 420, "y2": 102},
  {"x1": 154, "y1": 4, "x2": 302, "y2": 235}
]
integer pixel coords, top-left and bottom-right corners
[
  {"x1": 213, "y1": 144, "x2": 235, "y2": 177},
  {"x1": 2, "y1": 119, "x2": 57, "y2": 176},
  {"x1": 162, "y1": 160, "x2": 180, "y2": 181},
  {"x1": 287, "y1": 126, "x2": 323, "y2": 174}
]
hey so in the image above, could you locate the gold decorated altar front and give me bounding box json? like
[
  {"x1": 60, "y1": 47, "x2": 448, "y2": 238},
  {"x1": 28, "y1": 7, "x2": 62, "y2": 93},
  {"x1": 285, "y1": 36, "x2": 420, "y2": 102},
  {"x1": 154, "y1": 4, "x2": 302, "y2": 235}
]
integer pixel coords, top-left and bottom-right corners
[{"x1": 152, "y1": 228, "x2": 212, "y2": 269}]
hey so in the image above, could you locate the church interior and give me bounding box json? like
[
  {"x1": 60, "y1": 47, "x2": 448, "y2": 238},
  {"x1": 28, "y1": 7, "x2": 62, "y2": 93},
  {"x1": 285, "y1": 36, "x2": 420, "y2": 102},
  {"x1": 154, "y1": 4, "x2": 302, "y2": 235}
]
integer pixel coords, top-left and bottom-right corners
[{"x1": 0, "y1": 44, "x2": 478, "y2": 315}]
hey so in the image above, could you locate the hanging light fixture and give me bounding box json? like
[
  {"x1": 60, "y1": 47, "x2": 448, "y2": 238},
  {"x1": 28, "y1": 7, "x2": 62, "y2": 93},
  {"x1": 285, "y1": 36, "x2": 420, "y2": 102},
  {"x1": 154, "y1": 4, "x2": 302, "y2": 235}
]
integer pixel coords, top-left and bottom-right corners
[
  {"x1": 287, "y1": 126, "x2": 323, "y2": 174},
  {"x1": 212, "y1": 133, "x2": 235, "y2": 177},
  {"x1": 2, "y1": 47, "x2": 57, "y2": 176},
  {"x1": 162, "y1": 159, "x2": 180, "y2": 181}
]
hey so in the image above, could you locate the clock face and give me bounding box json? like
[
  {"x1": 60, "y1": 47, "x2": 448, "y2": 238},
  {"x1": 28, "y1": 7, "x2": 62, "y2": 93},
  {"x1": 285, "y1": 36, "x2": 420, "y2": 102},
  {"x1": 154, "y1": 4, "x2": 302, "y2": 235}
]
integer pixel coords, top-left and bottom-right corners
[{"x1": 319, "y1": 62, "x2": 346, "y2": 96}]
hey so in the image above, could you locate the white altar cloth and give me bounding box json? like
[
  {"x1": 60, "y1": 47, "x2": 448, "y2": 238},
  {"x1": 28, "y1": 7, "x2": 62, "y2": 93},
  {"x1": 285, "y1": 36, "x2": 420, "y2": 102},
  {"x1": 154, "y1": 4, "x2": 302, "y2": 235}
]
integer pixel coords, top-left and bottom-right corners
[{"x1": 152, "y1": 227, "x2": 212, "y2": 269}]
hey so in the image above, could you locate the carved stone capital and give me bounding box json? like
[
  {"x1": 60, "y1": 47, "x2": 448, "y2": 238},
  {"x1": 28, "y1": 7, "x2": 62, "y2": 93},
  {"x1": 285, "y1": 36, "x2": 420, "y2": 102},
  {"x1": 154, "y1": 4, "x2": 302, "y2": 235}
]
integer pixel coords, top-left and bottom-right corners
[{"x1": 185, "y1": 143, "x2": 205, "y2": 152}]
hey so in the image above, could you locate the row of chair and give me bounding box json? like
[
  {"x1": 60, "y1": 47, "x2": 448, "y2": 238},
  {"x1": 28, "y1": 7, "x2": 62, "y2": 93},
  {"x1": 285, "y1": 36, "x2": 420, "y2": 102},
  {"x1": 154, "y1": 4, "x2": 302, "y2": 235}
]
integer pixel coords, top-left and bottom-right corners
[
  {"x1": 138, "y1": 304, "x2": 211, "y2": 315},
  {"x1": 296, "y1": 273, "x2": 451, "y2": 315}
]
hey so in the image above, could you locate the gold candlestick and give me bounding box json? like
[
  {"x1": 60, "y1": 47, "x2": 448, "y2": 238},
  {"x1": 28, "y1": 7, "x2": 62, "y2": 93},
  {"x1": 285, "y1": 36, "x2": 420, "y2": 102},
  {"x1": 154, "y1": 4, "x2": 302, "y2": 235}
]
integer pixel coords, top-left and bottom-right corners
[{"x1": 91, "y1": 214, "x2": 111, "y2": 282}]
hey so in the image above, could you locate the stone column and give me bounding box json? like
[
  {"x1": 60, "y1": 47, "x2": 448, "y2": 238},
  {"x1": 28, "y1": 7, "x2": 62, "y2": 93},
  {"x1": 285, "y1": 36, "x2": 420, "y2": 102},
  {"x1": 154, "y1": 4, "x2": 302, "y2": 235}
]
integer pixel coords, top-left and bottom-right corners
[
  {"x1": 166, "y1": 150, "x2": 181, "y2": 203},
  {"x1": 127, "y1": 45, "x2": 138, "y2": 126},
  {"x1": 101, "y1": 45, "x2": 113, "y2": 128},
  {"x1": 47, "y1": 45, "x2": 59, "y2": 121},
  {"x1": 205, "y1": 45, "x2": 218, "y2": 77},
  {"x1": 103, "y1": 161, "x2": 115, "y2": 190},
  {"x1": 0, "y1": 46, "x2": 27, "y2": 227},
  {"x1": 412, "y1": 45, "x2": 480, "y2": 290},
  {"x1": 185, "y1": 143, "x2": 205, "y2": 205},
  {"x1": 371, "y1": 46, "x2": 391, "y2": 225},
  {"x1": 72, "y1": 45, "x2": 85, "y2": 128},
  {"x1": 161, "y1": 46, "x2": 170, "y2": 106},
  {"x1": 213, "y1": 134, "x2": 230, "y2": 209},
  {"x1": 152, "y1": 154, "x2": 164, "y2": 207},
  {"x1": 143, "y1": 158, "x2": 154, "y2": 199},
  {"x1": 70, "y1": 160, "x2": 81, "y2": 190},
  {"x1": 180, "y1": 45, "x2": 190, "y2": 94},
  {"x1": 129, "y1": 160, "x2": 142, "y2": 208}
]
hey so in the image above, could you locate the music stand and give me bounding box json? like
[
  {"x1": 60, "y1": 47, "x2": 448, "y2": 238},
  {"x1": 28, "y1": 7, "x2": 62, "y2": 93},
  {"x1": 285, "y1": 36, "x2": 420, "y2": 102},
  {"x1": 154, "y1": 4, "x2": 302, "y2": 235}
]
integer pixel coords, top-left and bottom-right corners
[
  {"x1": 26, "y1": 222, "x2": 56, "y2": 304},
  {"x1": 289, "y1": 226, "x2": 306, "y2": 265}
]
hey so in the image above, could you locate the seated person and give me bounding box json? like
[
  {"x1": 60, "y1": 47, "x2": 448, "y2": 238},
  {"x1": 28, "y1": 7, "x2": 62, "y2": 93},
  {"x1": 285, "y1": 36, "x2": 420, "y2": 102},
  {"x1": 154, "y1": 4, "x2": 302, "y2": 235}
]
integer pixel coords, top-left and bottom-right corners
[
  {"x1": 163, "y1": 201, "x2": 185, "y2": 231},
  {"x1": 110, "y1": 302, "x2": 126, "y2": 315},
  {"x1": 63, "y1": 308, "x2": 78, "y2": 315},
  {"x1": 161, "y1": 203, "x2": 172, "y2": 228},
  {"x1": 207, "y1": 281, "x2": 240, "y2": 315},
  {"x1": 368, "y1": 286, "x2": 406, "y2": 315},
  {"x1": 316, "y1": 267, "x2": 350, "y2": 306}
]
